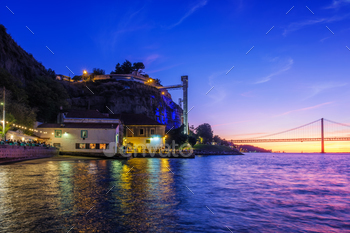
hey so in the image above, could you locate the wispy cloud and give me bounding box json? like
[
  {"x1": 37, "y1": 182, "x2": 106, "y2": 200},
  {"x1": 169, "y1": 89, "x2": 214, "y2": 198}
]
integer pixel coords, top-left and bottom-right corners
[
  {"x1": 147, "y1": 63, "x2": 182, "y2": 74},
  {"x1": 212, "y1": 120, "x2": 252, "y2": 127},
  {"x1": 169, "y1": 0, "x2": 208, "y2": 28},
  {"x1": 144, "y1": 54, "x2": 161, "y2": 66},
  {"x1": 325, "y1": 0, "x2": 350, "y2": 9},
  {"x1": 283, "y1": 14, "x2": 349, "y2": 36},
  {"x1": 254, "y1": 58, "x2": 293, "y2": 84},
  {"x1": 304, "y1": 82, "x2": 347, "y2": 99},
  {"x1": 276, "y1": 102, "x2": 334, "y2": 117}
]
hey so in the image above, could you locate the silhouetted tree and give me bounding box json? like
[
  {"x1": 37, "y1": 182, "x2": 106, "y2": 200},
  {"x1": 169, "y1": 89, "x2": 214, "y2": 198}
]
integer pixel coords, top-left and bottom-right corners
[
  {"x1": 92, "y1": 68, "x2": 105, "y2": 75},
  {"x1": 47, "y1": 68, "x2": 56, "y2": 79},
  {"x1": 121, "y1": 60, "x2": 133, "y2": 74},
  {"x1": 133, "y1": 62, "x2": 145, "y2": 72},
  {"x1": 196, "y1": 123, "x2": 213, "y2": 144}
]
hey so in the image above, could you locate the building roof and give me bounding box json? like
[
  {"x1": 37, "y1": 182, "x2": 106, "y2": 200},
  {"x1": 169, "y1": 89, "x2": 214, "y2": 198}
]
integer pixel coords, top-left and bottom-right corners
[
  {"x1": 110, "y1": 114, "x2": 164, "y2": 126},
  {"x1": 64, "y1": 109, "x2": 110, "y2": 119},
  {"x1": 37, "y1": 123, "x2": 118, "y2": 129},
  {"x1": 60, "y1": 109, "x2": 164, "y2": 126}
]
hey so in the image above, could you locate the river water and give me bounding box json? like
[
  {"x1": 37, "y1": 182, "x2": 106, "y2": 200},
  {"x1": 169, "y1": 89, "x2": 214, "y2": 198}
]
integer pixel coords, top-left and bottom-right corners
[{"x1": 0, "y1": 153, "x2": 350, "y2": 232}]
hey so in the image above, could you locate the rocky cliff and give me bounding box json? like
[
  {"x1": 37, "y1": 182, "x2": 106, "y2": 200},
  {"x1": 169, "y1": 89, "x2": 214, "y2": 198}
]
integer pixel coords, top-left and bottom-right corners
[{"x1": 61, "y1": 80, "x2": 183, "y2": 130}]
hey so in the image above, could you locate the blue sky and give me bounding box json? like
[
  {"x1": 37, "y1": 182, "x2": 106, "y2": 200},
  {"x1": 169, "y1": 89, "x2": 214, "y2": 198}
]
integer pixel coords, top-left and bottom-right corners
[{"x1": 1, "y1": 0, "x2": 350, "y2": 148}]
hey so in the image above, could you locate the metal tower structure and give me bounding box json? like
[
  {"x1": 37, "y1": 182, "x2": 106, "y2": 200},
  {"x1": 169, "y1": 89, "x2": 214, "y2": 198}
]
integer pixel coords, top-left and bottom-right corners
[
  {"x1": 181, "y1": 76, "x2": 188, "y2": 135},
  {"x1": 157, "y1": 76, "x2": 189, "y2": 135}
]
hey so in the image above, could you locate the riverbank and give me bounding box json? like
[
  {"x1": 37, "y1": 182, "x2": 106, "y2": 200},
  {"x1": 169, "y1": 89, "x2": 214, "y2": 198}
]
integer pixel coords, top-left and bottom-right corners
[
  {"x1": 193, "y1": 144, "x2": 243, "y2": 155},
  {"x1": 0, "y1": 145, "x2": 59, "y2": 165}
]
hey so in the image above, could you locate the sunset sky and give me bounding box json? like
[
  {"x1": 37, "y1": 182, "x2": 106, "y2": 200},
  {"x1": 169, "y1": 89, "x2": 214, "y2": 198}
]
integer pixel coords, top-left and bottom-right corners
[{"x1": 1, "y1": 0, "x2": 350, "y2": 152}]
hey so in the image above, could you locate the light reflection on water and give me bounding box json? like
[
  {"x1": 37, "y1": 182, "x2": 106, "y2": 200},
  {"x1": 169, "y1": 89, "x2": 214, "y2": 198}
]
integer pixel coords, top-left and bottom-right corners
[{"x1": 1, "y1": 153, "x2": 350, "y2": 232}]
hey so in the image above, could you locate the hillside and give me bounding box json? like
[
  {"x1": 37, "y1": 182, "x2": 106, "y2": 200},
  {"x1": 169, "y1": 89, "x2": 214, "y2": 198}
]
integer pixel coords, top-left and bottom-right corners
[
  {"x1": 0, "y1": 25, "x2": 49, "y2": 82},
  {"x1": 0, "y1": 24, "x2": 182, "y2": 130},
  {"x1": 0, "y1": 24, "x2": 69, "y2": 127}
]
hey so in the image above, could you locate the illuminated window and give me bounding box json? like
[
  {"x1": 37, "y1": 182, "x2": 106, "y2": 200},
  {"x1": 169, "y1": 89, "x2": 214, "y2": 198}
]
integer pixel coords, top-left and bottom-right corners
[
  {"x1": 146, "y1": 139, "x2": 150, "y2": 144},
  {"x1": 100, "y1": 144, "x2": 107, "y2": 149},
  {"x1": 53, "y1": 143, "x2": 60, "y2": 147},
  {"x1": 90, "y1": 143, "x2": 96, "y2": 149},
  {"x1": 55, "y1": 130, "x2": 62, "y2": 138},
  {"x1": 81, "y1": 130, "x2": 88, "y2": 138},
  {"x1": 150, "y1": 129, "x2": 155, "y2": 135},
  {"x1": 79, "y1": 143, "x2": 86, "y2": 149}
]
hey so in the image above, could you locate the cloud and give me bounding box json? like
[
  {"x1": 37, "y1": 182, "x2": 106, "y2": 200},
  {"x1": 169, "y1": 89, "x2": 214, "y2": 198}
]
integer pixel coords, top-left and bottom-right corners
[
  {"x1": 169, "y1": 0, "x2": 208, "y2": 28},
  {"x1": 147, "y1": 63, "x2": 182, "y2": 74},
  {"x1": 144, "y1": 54, "x2": 161, "y2": 66},
  {"x1": 212, "y1": 120, "x2": 252, "y2": 127},
  {"x1": 254, "y1": 58, "x2": 294, "y2": 84},
  {"x1": 305, "y1": 82, "x2": 347, "y2": 99},
  {"x1": 276, "y1": 102, "x2": 334, "y2": 117},
  {"x1": 325, "y1": 0, "x2": 350, "y2": 9},
  {"x1": 283, "y1": 14, "x2": 349, "y2": 36}
]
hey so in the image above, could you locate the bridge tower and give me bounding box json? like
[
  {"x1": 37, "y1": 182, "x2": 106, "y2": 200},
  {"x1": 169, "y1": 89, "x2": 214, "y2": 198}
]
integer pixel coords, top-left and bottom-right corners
[
  {"x1": 181, "y1": 76, "x2": 188, "y2": 135},
  {"x1": 321, "y1": 118, "x2": 324, "y2": 153}
]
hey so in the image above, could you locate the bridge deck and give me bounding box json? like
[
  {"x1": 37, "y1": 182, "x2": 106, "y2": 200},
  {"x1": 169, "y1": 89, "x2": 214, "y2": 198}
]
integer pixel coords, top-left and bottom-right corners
[{"x1": 231, "y1": 137, "x2": 350, "y2": 143}]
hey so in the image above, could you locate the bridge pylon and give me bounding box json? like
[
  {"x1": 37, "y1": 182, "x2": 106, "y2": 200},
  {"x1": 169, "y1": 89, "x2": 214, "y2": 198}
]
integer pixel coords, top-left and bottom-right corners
[{"x1": 321, "y1": 118, "x2": 324, "y2": 153}]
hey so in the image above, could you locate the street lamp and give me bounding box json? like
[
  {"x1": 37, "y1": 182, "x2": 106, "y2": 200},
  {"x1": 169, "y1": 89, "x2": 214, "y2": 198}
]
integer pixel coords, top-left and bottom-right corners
[{"x1": 83, "y1": 70, "x2": 87, "y2": 75}]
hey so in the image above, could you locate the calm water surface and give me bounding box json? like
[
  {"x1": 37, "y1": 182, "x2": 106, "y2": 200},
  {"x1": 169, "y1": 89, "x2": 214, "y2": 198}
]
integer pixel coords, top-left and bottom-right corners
[{"x1": 1, "y1": 153, "x2": 350, "y2": 232}]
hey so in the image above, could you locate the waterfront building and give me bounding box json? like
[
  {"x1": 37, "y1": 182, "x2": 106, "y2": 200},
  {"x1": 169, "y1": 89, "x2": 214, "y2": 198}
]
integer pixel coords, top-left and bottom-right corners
[
  {"x1": 36, "y1": 109, "x2": 166, "y2": 155},
  {"x1": 116, "y1": 114, "x2": 166, "y2": 152}
]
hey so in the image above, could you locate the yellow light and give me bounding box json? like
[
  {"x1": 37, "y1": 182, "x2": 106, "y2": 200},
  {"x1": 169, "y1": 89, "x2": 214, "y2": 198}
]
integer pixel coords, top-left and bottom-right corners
[
  {"x1": 83, "y1": 70, "x2": 87, "y2": 74},
  {"x1": 162, "y1": 92, "x2": 165, "y2": 95},
  {"x1": 149, "y1": 79, "x2": 152, "y2": 82}
]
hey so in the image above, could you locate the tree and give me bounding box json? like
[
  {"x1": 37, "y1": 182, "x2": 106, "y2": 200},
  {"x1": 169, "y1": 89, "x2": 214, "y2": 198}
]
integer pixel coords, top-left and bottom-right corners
[
  {"x1": 92, "y1": 68, "x2": 105, "y2": 75},
  {"x1": 195, "y1": 123, "x2": 213, "y2": 144},
  {"x1": 26, "y1": 76, "x2": 69, "y2": 122},
  {"x1": 112, "y1": 60, "x2": 146, "y2": 74},
  {"x1": 213, "y1": 135, "x2": 221, "y2": 145},
  {"x1": 121, "y1": 60, "x2": 133, "y2": 74},
  {"x1": 47, "y1": 68, "x2": 56, "y2": 79},
  {"x1": 154, "y1": 78, "x2": 161, "y2": 85},
  {"x1": 132, "y1": 62, "x2": 145, "y2": 73},
  {"x1": 0, "y1": 113, "x2": 16, "y2": 139}
]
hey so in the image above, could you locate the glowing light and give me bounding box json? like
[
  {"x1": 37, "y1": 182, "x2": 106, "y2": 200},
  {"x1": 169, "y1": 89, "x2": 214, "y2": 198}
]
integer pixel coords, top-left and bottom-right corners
[{"x1": 83, "y1": 70, "x2": 87, "y2": 74}]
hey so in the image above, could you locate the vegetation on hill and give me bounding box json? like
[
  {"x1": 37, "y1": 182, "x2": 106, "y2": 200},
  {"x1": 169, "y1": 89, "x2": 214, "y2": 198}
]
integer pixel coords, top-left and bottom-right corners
[{"x1": 0, "y1": 24, "x2": 69, "y2": 131}]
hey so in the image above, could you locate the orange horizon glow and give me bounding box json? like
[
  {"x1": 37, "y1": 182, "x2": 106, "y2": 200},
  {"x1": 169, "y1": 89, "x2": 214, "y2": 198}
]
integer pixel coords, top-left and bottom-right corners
[{"x1": 234, "y1": 141, "x2": 350, "y2": 153}]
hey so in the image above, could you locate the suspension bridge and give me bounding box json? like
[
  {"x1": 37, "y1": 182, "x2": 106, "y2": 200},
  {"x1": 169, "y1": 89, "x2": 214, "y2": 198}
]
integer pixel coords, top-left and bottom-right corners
[{"x1": 231, "y1": 118, "x2": 350, "y2": 153}]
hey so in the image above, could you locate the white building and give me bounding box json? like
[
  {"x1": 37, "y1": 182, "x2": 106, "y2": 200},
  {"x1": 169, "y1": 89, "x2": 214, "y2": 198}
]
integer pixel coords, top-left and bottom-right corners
[{"x1": 36, "y1": 110, "x2": 166, "y2": 156}]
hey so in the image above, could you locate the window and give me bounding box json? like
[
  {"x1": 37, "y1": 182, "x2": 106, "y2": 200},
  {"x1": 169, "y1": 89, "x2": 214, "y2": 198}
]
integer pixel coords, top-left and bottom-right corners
[
  {"x1": 55, "y1": 130, "x2": 62, "y2": 138},
  {"x1": 79, "y1": 143, "x2": 86, "y2": 149},
  {"x1": 146, "y1": 139, "x2": 150, "y2": 144},
  {"x1": 53, "y1": 143, "x2": 60, "y2": 147},
  {"x1": 90, "y1": 143, "x2": 96, "y2": 149},
  {"x1": 100, "y1": 144, "x2": 107, "y2": 150},
  {"x1": 140, "y1": 128, "x2": 144, "y2": 135},
  {"x1": 81, "y1": 130, "x2": 88, "y2": 138},
  {"x1": 150, "y1": 129, "x2": 155, "y2": 135}
]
